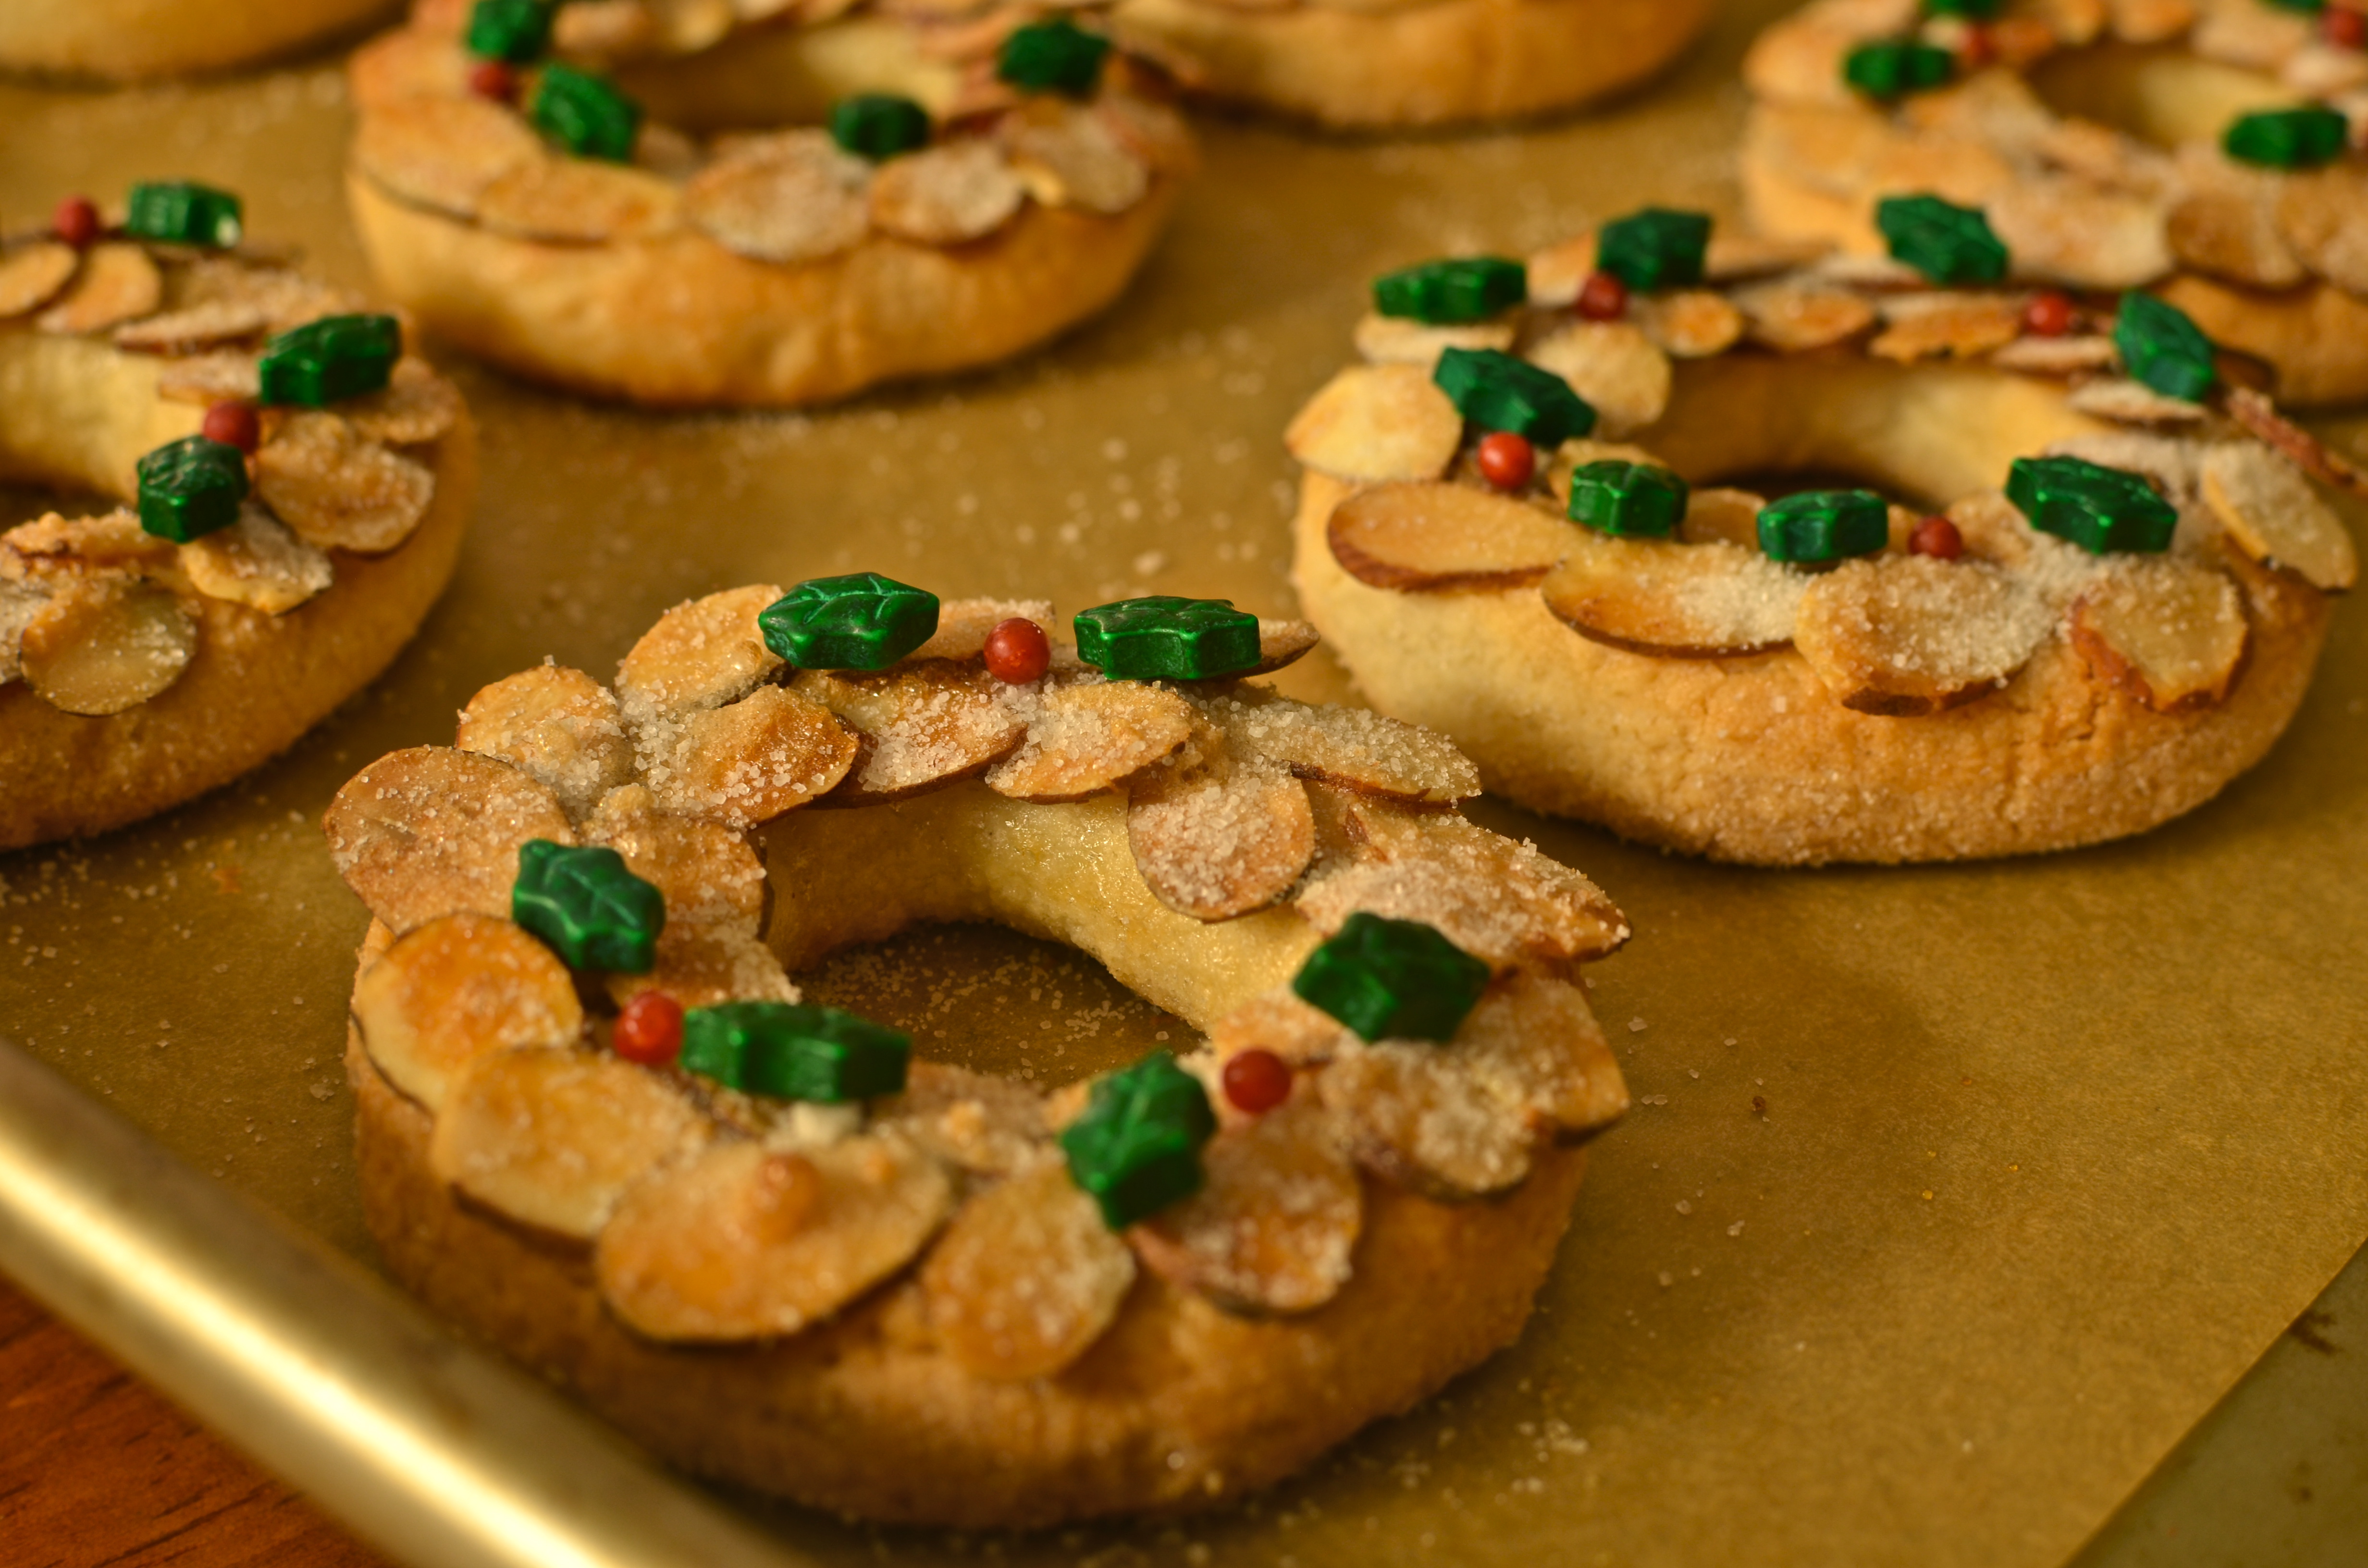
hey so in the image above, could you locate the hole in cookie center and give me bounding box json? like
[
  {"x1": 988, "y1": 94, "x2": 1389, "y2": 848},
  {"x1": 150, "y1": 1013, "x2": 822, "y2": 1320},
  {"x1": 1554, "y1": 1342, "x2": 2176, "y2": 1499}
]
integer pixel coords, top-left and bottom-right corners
[
  {"x1": 611, "y1": 17, "x2": 962, "y2": 130},
  {"x1": 0, "y1": 482, "x2": 111, "y2": 531},
  {"x1": 2026, "y1": 42, "x2": 2299, "y2": 150}
]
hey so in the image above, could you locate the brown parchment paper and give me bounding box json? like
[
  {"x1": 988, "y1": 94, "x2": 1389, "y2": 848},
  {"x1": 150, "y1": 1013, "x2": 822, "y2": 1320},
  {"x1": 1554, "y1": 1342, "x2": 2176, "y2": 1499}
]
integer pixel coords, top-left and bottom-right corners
[{"x1": 4, "y1": 3, "x2": 2368, "y2": 1564}]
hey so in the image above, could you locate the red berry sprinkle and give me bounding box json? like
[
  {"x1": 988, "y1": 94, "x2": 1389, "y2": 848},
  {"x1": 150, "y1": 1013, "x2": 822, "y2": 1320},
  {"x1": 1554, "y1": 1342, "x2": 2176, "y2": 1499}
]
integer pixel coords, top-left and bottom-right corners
[
  {"x1": 1221, "y1": 1048, "x2": 1292, "y2": 1115},
  {"x1": 1909, "y1": 515, "x2": 1964, "y2": 561},
  {"x1": 1475, "y1": 430, "x2": 1536, "y2": 492},
  {"x1": 1576, "y1": 269, "x2": 1628, "y2": 322},
  {"x1": 201, "y1": 401, "x2": 261, "y2": 454},
  {"x1": 52, "y1": 196, "x2": 101, "y2": 250},
  {"x1": 983, "y1": 617, "x2": 1051, "y2": 684},
  {"x1": 2326, "y1": 6, "x2": 2367, "y2": 51},
  {"x1": 2023, "y1": 290, "x2": 2077, "y2": 338},
  {"x1": 469, "y1": 60, "x2": 520, "y2": 102},
  {"x1": 614, "y1": 992, "x2": 685, "y2": 1066},
  {"x1": 1959, "y1": 23, "x2": 1995, "y2": 70}
]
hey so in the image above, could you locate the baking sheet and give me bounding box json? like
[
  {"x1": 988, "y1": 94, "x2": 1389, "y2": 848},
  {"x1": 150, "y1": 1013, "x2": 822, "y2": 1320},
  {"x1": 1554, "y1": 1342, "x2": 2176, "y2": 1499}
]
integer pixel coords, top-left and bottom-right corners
[{"x1": 5, "y1": 2, "x2": 2368, "y2": 1563}]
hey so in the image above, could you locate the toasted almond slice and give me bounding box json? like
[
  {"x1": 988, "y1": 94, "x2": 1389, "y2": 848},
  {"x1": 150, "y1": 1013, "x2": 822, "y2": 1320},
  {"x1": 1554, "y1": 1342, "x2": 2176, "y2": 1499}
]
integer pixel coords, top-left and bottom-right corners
[
  {"x1": 2193, "y1": 0, "x2": 2312, "y2": 69},
  {"x1": 2044, "y1": 431, "x2": 2202, "y2": 511},
  {"x1": 1522, "y1": 321, "x2": 1671, "y2": 436},
  {"x1": 0, "y1": 243, "x2": 85, "y2": 319},
  {"x1": 1704, "y1": 231, "x2": 1833, "y2": 282},
  {"x1": 2, "y1": 510, "x2": 174, "y2": 576},
  {"x1": 479, "y1": 157, "x2": 680, "y2": 245},
  {"x1": 641, "y1": 685, "x2": 858, "y2": 827},
  {"x1": 112, "y1": 297, "x2": 270, "y2": 355},
  {"x1": 36, "y1": 245, "x2": 162, "y2": 336},
  {"x1": 1326, "y1": 479, "x2": 1574, "y2": 592},
  {"x1": 1990, "y1": 332, "x2": 2120, "y2": 376},
  {"x1": 2109, "y1": 0, "x2": 2194, "y2": 42},
  {"x1": 2286, "y1": 37, "x2": 2368, "y2": 94},
  {"x1": 882, "y1": 1062, "x2": 1048, "y2": 1177},
  {"x1": 457, "y1": 665, "x2": 636, "y2": 818},
  {"x1": 1869, "y1": 293, "x2": 2024, "y2": 363},
  {"x1": 2221, "y1": 386, "x2": 2368, "y2": 499},
  {"x1": 685, "y1": 133, "x2": 870, "y2": 262},
  {"x1": 1455, "y1": 973, "x2": 1627, "y2": 1141},
  {"x1": 353, "y1": 96, "x2": 546, "y2": 218},
  {"x1": 911, "y1": 597, "x2": 1057, "y2": 662},
  {"x1": 1129, "y1": 757, "x2": 1315, "y2": 920},
  {"x1": 1793, "y1": 555, "x2": 2053, "y2": 715},
  {"x1": 597, "y1": 1135, "x2": 954, "y2": 1342},
  {"x1": 2067, "y1": 376, "x2": 2211, "y2": 426},
  {"x1": 2276, "y1": 163, "x2": 2368, "y2": 294},
  {"x1": 1630, "y1": 289, "x2": 1744, "y2": 358},
  {"x1": 552, "y1": 0, "x2": 665, "y2": 53},
  {"x1": 986, "y1": 680, "x2": 1195, "y2": 803},
  {"x1": 1988, "y1": 177, "x2": 2172, "y2": 289},
  {"x1": 351, "y1": 914, "x2": 584, "y2": 1113},
  {"x1": 2201, "y1": 441, "x2": 2357, "y2": 591},
  {"x1": 1540, "y1": 532, "x2": 1802, "y2": 657},
  {"x1": 1526, "y1": 230, "x2": 1598, "y2": 307},
  {"x1": 176, "y1": 505, "x2": 333, "y2": 614},
  {"x1": 1098, "y1": 92, "x2": 1196, "y2": 175},
  {"x1": 1207, "y1": 688, "x2": 1479, "y2": 804},
  {"x1": 155, "y1": 351, "x2": 260, "y2": 405},
  {"x1": 921, "y1": 1160, "x2": 1135, "y2": 1379},
  {"x1": 1320, "y1": 1040, "x2": 1532, "y2": 1200},
  {"x1": 324, "y1": 747, "x2": 576, "y2": 933},
  {"x1": 176, "y1": 258, "x2": 368, "y2": 338},
  {"x1": 254, "y1": 412, "x2": 435, "y2": 554},
  {"x1": 341, "y1": 363, "x2": 466, "y2": 446},
  {"x1": 16, "y1": 575, "x2": 195, "y2": 716},
  {"x1": 607, "y1": 921, "x2": 797, "y2": 1012},
  {"x1": 583, "y1": 782, "x2": 766, "y2": 927},
  {"x1": 868, "y1": 141, "x2": 1026, "y2": 245},
  {"x1": 432, "y1": 1047, "x2": 711, "y2": 1239},
  {"x1": 792, "y1": 662, "x2": 1027, "y2": 804},
  {"x1": 1352, "y1": 312, "x2": 1517, "y2": 369},
  {"x1": 616, "y1": 585, "x2": 785, "y2": 723},
  {"x1": 1733, "y1": 279, "x2": 1877, "y2": 352},
  {"x1": 1284, "y1": 365, "x2": 1462, "y2": 485},
  {"x1": 0, "y1": 582, "x2": 42, "y2": 686},
  {"x1": 2168, "y1": 189, "x2": 2308, "y2": 290},
  {"x1": 1247, "y1": 617, "x2": 1319, "y2": 675},
  {"x1": 1130, "y1": 1103, "x2": 1360, "y2": 1315},
  {"x1": 1005, "y1": 102, "x2": 1149, "y2": 214},
  {"x1": 1680, "y1": 487, "x2": 1768, "y2": 549},
  {"x1": 2070, "y1": 557, "x2": 2250, "y2": 710}
]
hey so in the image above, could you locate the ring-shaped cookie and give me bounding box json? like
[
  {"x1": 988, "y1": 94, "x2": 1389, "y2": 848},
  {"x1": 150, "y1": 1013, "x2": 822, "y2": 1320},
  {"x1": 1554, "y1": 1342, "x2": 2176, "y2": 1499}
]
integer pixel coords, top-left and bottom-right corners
[
  {"x1": 0, "y1": 0, "x2": 391, "y2": 80},
  {"x1": 1742, "y1": 0, "x2": 2368, "y2": 405},
  {"x1": 328, "y1": 582, "x2": 1629, "y2": 1525},
  {"x1": 1286, "y1": 220, "x2": 2356, "y2": 864},
  {"x1": 2, "y1": 183, "x2": 473, "y2": 850},
  {"x1": 347, "y1": 1, "x2": 1193, "y2": 406}
]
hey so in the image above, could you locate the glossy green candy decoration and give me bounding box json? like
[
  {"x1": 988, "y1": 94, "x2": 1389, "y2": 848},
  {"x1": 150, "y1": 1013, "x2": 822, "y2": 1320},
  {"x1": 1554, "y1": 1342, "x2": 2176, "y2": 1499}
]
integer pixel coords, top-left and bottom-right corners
[
  {"x1": 759, "y1": 573, "x2": 940, "y2": 670},
  {"x1": 123, "y1": 181, "x2": 243, "y2": 249},
  {"x1": 2113, "y1": 291, "x2": 2218, "y2": 402},
  {"x1": 1567, "y1": 459, "x2": 1688, "y2": 538},
  {"x1": 1073, "y1": 596, "x2": 1260, "y2": 681},
  {"x1": 511, "y1": 841, "x2": 664, "y2": 973},
  {"x1": 1923, "y1": 0, "x2": 2001, "y2": 13},
  {"x1": 2223, "y1": 107, "x2": 2349, "y2": 169},
  {"x1": 1876, "y1": 194, "x2": 2009, "y2": 285},
  {"x1": 1843, "y1": 41, "x2": 1954, "y2": 99},
  {"x1": 678, "y1": 1002, "x2": 911, "y2": 1102},
  {"x1": 2005, "y1": 455, "x2": 2177, "y2": 555},
  {"x1": 531, "y1": 64, "x2": 641, "y2": 162},
  {"x1": 1433, "y1": 347, "x2": 1596, "y2": 448},
  {"x1": 1594, "y1": 208, "x2": 1712, "y2": 293},
  {"x1": 1757, "y1": 490, "x2": 1889, "y2": 564},
  {"x1": 466, "y1": 0, "x2": 551, "y2": 62},
  {"x1": 998, "y1": 18, "x2": 1110, "y2": 97},
  {"x1": 1059, "y1": 1052, "x2": 1217, "y2": 1229},
  {"x1": 1371, "y1": 257, "x2": 1527, "y2": 325},
  {"x1": 831, "y1": 95, "x2": 932, "y2": 161},
  {"x1": 136, "y1": 437, "x2": 248, "y2": 544},
  {"x1": 1293, "y1": 912, "x2": 1490, "y2": 1043},
  {"x1": 259, "y1": 314, "x2": 401, "y2": 407}
]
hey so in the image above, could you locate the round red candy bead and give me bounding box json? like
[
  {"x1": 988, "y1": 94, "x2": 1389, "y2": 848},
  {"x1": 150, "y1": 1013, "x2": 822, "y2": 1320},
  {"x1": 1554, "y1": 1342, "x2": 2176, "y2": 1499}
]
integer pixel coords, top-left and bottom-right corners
[
  {"x1": 52, "y1": 196, "x2": 101, "y2": 250},
  {"x1": 469, "y1": 60, "x2": 520, "y2": 102},
  {"x1": 1475, "y1": 431, "x2": 1536, "y2": 492},
  {"x1": 1958, "y1": 23, "x2": 1995, "y2": 69},
  {"x1": 1576, "y1": 270, "x2": 1628, "y2": 322},
  {"x1": 614, "y1": 992, "x2": 685, "y2": 1065},
  {"x1": 983, "y1": 617, "x2": 1051, "y2": 684},
  {"x1": 201, "y1": 401, "x2": 260, "y2": 455},
  {"x1": 2325, "y1": 7, "x2": 2367, "y2": 50},
  {"x1": 1909, "y1": 515, "x2": 1964, "y2": 561},
  {"x1": 2022, "y1": 290, "x2": 2076, "y2": 339},
  {"x1": 1221, "y1": 1049, "x2": 1292, "y2": 1115}
]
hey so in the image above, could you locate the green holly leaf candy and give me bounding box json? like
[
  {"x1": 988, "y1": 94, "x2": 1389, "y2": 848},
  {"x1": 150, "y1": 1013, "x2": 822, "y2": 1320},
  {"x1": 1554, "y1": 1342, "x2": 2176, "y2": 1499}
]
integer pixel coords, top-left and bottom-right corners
[
  {"x1": 1923, "y1": 0, "x2": 2002, "y2": 13},
  {"x1": 2223, "y1": 106, "x2": 2349, "y2": 169},
  {"x1": 258, "y1": 314, "x2": 401, "y2": 407},
  {"x1": 530, "y1": 64, "x2": 641, "y2": 162},
  {"x1": 511, "y1": 840, "x2": 665, "y2": 973},
  {"x1": 1843, "y1": 41, "x2": 1955, "y2": 99},
  {"x1": 1876, "y1": 194, "x2": 2009, "y2": 285},
  {"x1": 136, "y1": 437, "x2": 249, "y2": 544},
  {"x1": 758, "y1": 573, "x2": 940, "y2": 670},
  {"x1": 830, "y1": 95, "x2": 932, "y2": 161},
  {"x1": 467, "y1": 0, "x2": 552, "y2": 62},
  {"x1": 678, "y1": 1002, "x2": 911, "y2": 1102},
  {"x1": 1567, "y1": 459, "x2": 1689, "y2": 538},
  {"x1": 1594, "y1": 208, "x2": 1712, "y2": 293},
  {"x1": 2005, "y1": 455, "x2": 2177, "y2": 555},
  {"x1": 1756, "y1": 490, "x2": 1890, "y2": 564},
  {"x1": 997, "y1": 18, "x2": 1111, "y2": 97},
  {"x1": 1291, "y1": 912, "x2": 1491, "y2": 1043},
  {"x1": 1073, "y1": 596, "x2": 1259, "y2": 681},
  {"x1": 1058, "y1": 1052, "x2": 1217, "y2": 1229},
  {"x1": 1371, "y1": 257, "x2": 1528, "y2": 325},
  {"x1": 2113, "y1": 291, "x2": 2218, "y2": 402},
  {"x1": 1433, "y1": 347, "x2": 1596, "y2": 448},
  {"x1": 123, "y1": 181, "x2": 243, "y2": 249}
]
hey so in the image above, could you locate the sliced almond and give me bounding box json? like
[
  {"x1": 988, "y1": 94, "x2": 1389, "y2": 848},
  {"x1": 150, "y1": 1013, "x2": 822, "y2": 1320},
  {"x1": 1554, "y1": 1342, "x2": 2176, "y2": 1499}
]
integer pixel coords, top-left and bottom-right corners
[
  {"x1": 1004, "y1": 102, "x2": 1148, "y2": 215},
  {"x1": 1521, "y1": 321, "x2": 1671, "y2": 435},
  {"x1": 1629, "y1": 290, "x2": 1744, "y2": 358},
  {"x1": 1247, "y1": 617, "x2": 1319, "y2": 675},
  {"x1": 2200, "y1": 441, "x2": 2357, "y2": 591},
  {"x1": 36, "y1": 244, "x2": 162, "y2": 336},
  {"x1": 1205, "y1": 687, "x2": 1479, "y2": 805},
  {"x1": 1539, "y1": 532, "x2": 1803, "y2": 657},
  {"x1": 910, "y1": 597, "x2": 1055, "y2": 662},
  {"x1": 1988, "y1": 177, "x2": 2172, "y2": 289},
  {"x1": 0, "y1": 582, "x2": 41, "y2": 686},
  {"x1": 2068, "y1": 376, "x2": 2211, "y2": 426},
  {"x1": 606, "y1": 921, "x2": 797, "y2": 1012},
  {"x1": 2070, "y1": 557, "x2": 2250, "y2": 710},
  {"x1": 1733, "y1": 279, "x2": 1877, "y2": 353},
  {"x1": 1129, "y1": 1103, "x2": 1360, "y2": 1315},
  {"x1": 2109, "y1": 0, "x2": 2196, "y2": 42},
  {"x1": 176, "y1": 258, "x2": 369, "y2": 339},
  {"x1": 616, "y1": 584, "x2": 786, "y2": 723},
  {"x1": 353, "y1": 96, "x2": 547, "y2": 219},
  {"x1": 457, "y1": 665, "x2": 637, "y2": 819},
  {"x1": 340, "y1": 363, "x2": 466, "y2": 447},
  {"x1": 1869, "y1": 294, "x2": 2024, "y2": 363},
  {"x1": 324, "y1": 747, "x2": 576, "y2": 934},
  {"x1": 0, "y1": 243, "x2": 85, "y2": 319},
  {"x1": 791, "y1": 662, "x2": 1027, "y2": 804},
  {"x1": 2167, "y1": 189, "x2": 2308, "y2": 291},
  {"x1": 478, "y1": 157, "x2": 680, "y2": 246},
  {"x1": 1526, "y1": 230, "x2": 1598, "y2": 307},
  {"x1": 1680, "y1": 487, "x2": 1769, "y2": 549},
  {"x1": 1320, "y1": 1039, "x2": 1533, "y2": 1200},
  {"x1": 1128, "y1": 756, "x2": 1315, "y2": 920},
  {"x1": 254, "y1": 412, "x2": 436, "y2": 554},
  {"x1": 2276, "y1": 163, "x2": 2368, "y2": 295},
  {"x1": 112, "y1": 298, "x2": 270, "y2": 355},
  {"x1": 1454, "y1": 973, "x2": 1627, "y2": 1141},
  {"x1": 985, "y1": 680, "x2": 1195, "y2": 803},
  {"x1": 1990, "y1": 332, "x2": 2120, "y2": 376},
  {"x1": 155, "y1": 351, "x2": 260, "y2": 405},
  {"x1": 1098, "y1": 93, "x2": 1196, "y2": 176},
  {"x1": 2043, "y1": 431, "x2": 2202, "y2": 512},
  {"x1": 685, "y1": 133, "x2": 870, "y2": 263},
  {"x1": 882, "y1": 1062, "x2": 1048, "y2": 1177},
  {"x1": 1353, "y1": 312, "x2": 1516, "y2": 369},
  {"x1": 2221, "y1": 386, "x2": 2368, "y2": 500},
  {"x1": 869, "y1": 141, "x2": 1026, "y2": 246},
  {"x1": 1793, "y1": 555, "x2": 2053, "y2": 715},
  {"x1": 16, "y1": 576, "x2": 196, "y2": 716},
  {"x1": 640, "y1": 685, "x2": 859, "y2": 827},
  {"x1": 176, "y1": 505, "x2": 333, "y2": 614},
  {"x1": 2193, "y1": 0, "x2": 2313, "y2": 70},
  {"x1": 597, "y1": 1135, "x2": 954, "y2": 1342},
  {"x1": 920, "y1": 1160, "x2": 1135, "y2": 1379},
  {"x1": 1283, "y1": 364, "x2": 1462, "y2": 485},
  {"x1": 1704, "y1": 231, "x2": 1834, "y2": 282},
  {"x1": 351, "y1": 914, "x2": 584, "y2": 1113},
  {"x1": 582, "y1": 782, "x2": 767, "y2": 927},
  {"x1": 1326, "y1": 479, "x2": 1574, "y2": 592},
  {"x1": 432, "y1": 1047, "x2": 711, "y2": 1241},
  {"x1": 3, "y1": 510, "x2": 174, "y2": 576}
]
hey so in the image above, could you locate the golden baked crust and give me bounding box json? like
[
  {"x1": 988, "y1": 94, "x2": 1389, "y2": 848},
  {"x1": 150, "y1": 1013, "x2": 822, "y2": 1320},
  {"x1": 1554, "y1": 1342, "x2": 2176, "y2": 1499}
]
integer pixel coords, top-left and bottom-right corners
[
  {"x1": 1110, "y1": 0, "x2": 1715, "y2": 130},
  {"x1": 0, "y1": 0, "x2": 393, "y2": 80}
]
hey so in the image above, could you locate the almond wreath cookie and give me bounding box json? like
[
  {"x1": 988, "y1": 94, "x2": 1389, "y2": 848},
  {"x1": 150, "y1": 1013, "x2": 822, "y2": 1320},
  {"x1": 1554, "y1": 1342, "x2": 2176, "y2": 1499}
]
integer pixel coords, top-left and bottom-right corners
[
  {"x1": 345, "y1": 0, "x2": 1193, "y2": 406},
  {"x1": 1286, "y1": 205, "x2": 2357, "y2": 864},
  {"x1": 1743, "y1": 0, "x2": 2368, "y2": 406},
  {"x1": 326, "y1": 576, "x2": 1629, "y2": 1525},
  {"x1": 0, "y1": 0, "x2": 391, "y2": 80},
  {"x1": 1, "y1": 182, "x2": 473, "y2": 850}
]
